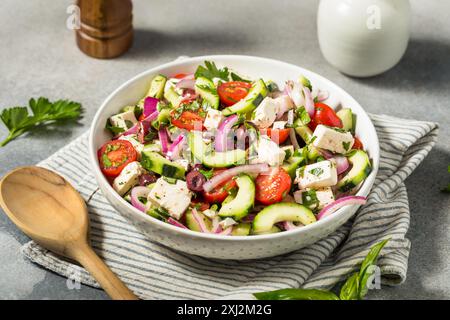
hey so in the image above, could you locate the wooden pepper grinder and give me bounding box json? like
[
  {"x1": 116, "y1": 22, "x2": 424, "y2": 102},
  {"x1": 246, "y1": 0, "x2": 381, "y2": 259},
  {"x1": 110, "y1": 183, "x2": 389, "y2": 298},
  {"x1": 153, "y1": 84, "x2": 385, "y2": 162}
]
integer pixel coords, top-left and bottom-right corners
[{"x1": 76, "y1": 0, "x2": 133, "y2": 59}]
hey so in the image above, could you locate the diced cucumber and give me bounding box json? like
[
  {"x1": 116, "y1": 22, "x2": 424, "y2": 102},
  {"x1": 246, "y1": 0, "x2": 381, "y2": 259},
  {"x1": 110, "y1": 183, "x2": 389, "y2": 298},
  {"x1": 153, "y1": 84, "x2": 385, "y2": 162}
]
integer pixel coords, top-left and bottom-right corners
[
  {"x1": 231, "y1": 223, "x2": 252, "y2": 236},
  {"x1": 151, "y1": 108, "x2": 171, "y2": 129},
  {"x1": 188, "y1": 131, "x2": 246, "y2": 168},
  {"x1": 337, "y1": 150, "x2": 372, "y2": 192},
  {"x1": 147, "y1": 74, "x2": 167, "y2": 99},
  {"x1": 218, "y1": 174, "x2": 255, "y2": 221},
  {"x1": 164, "y1": 85, "x2": 183, "y2": 108},
  {"x1": 336, "y1": 108, "x2": 353, "y2": 132},
  {"x1": 195, "y1": 77, "x2": 219, "y2": 109},
  {"x1": 251, "y1": 225, "x2": 281, "y2": 235},
  {"x1": 222, "y1": 79, "x2": 268, "y2": 116},
  {"x1": 185, "y1": 210, "x2": 212, "y2": 232},
  {"x1": 141, "y1": 151, "x2": 186, "y2": 180},
  {"x1": 282, "y1": 156, "x2": 306, "y2": 180},
  {"x1": 294, "y1": 125, "x2": 313, "y2": 144},
  {"x1": 252, "y1": 203, "x2": 316, "y2": 234}
]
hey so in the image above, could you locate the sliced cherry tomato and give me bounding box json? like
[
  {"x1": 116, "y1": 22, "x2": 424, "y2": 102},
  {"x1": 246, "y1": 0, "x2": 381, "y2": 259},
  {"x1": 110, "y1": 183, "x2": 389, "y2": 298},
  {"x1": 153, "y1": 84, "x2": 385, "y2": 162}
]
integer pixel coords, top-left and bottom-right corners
[
  {"x1": 98, "y1": 140, "x2": 137, "y2": 178},
  {"x1": 352, "y1": 137, "x2": 363, "y2": 150},
  {"x1": 309, "y1": 102, "x2": 343, "y2": 131},
  {"x1": 218, "y1": 81, "x2": 252, "y2": 107},
  {"x1": 255, "y1": 168, "x2": 292, "y2": 205},
  {"x1": 171, "y1": 110, "x2": 205, "y2": 131},
  {"x1": 260, "y1": 128, "x2": 290, "y2": 144},
  {"x1": 191, "y1": 199, "x2": 210, "y2": 211},
  {"x1": 203, "y1": 169, "x2": 238, "y2": 204},
  {"x1": 173, "y1": 73, "x2": 188, "y2": 79},
  {"x1": 138, "y1": 113, "x2": 146, "y2": 121}
]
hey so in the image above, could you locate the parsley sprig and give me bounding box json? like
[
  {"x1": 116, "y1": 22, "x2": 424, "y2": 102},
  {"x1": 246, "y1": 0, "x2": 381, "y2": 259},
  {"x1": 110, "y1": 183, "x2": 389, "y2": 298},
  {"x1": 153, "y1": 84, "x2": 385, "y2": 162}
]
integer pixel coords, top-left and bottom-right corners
[
  {"x1": 194, "y1": 61, "x2": 229, "y2": 81},
  {"x1": 0, "y1": 97, "x2": 82, "y2": 146}
]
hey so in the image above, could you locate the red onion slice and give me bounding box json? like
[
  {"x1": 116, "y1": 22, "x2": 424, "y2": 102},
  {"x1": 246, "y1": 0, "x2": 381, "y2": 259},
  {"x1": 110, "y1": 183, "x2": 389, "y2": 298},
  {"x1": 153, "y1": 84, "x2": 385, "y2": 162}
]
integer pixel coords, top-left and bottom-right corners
[
  {"x1": 285, "y1": 80, "x2": 304, "y2": 107},
  {"x1": 130, "y1": 186, "x2": 151, "y2": 213},
  {"x1": 219, "y1": 227, "x2": 233, "y2": 236},
  {"x1": 289, "y1": 129, "x2": 300, "y2": 149},
  {"x1": 276, "y1": 95, "x2": 294, "y2": 119},
  {"x1": 303, "y1": 87, "x2": 315, "y2": 117},
  {"x1": 215, "y1": 114, "x2": 238, "y2": 152},
  {"x1": 203, "y1": 164, "x2": 270, "y2": 193},
  {"x1": 282, "y1": 221, "x2": 303, "y2": 231},
  {"x1": 167, "y1": 217, "x2": 188, "y2": 229},
  {"x1": 158, "y1": 127, "x2": 170, "y2": 154},
  {"x1": 316, "y1": 90, "x2": 330, "y2": 102},
  {"x1": 334, "y1": 156, "x2": 350, "y2": 175},
  {"x1": 211, "y1": 216, "x2": 223, "y2": 234},
  {"x1": 317, "y1": 196, "x2": 367, "y2": 220},
  {"x1": 167, "y1": 134, "x2": 186, "y2": 160},
  {"x1": 191, "y1": 208, "x2": 210, "y2": 233},
  {"x1": 143, "y1": 97, "x2": 159, "y2": 117}
]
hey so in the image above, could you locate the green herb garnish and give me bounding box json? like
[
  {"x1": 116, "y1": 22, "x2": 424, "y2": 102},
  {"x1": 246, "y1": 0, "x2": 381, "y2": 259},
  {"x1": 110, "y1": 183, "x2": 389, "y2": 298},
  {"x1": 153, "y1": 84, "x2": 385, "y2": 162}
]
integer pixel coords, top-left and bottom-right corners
[
  {"x1": 343, "y1": 141, "x2": 351, "y2": 151},
  {"x1": 0, "y1": 97, "x2": 82, "y2": 146},
  {"x1": 253, "y1": 239, "x2": 389, "y2": 300},
  {"x1": 194, "y1": 61, "x2": 229, "y2": 81},
  {"x1": 309, "y1": 167, "x2": 324, "y2": 177},
  {"x1": 296, "y1": 106, "x2": 311, "y2": 126},
  {"x1": 199, "y1": 168, "x2": 214, "y2": 179},
  {"x1": 231, "y1": 72, "x2": 251, "y2": 83}
]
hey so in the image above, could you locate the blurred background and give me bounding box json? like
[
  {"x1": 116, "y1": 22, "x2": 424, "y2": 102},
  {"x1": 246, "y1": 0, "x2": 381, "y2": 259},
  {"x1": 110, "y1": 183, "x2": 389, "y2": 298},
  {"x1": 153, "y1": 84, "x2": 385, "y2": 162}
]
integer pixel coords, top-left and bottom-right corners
[{"x1": 0, "y1": 0, "x2": 449, "y2": 299}]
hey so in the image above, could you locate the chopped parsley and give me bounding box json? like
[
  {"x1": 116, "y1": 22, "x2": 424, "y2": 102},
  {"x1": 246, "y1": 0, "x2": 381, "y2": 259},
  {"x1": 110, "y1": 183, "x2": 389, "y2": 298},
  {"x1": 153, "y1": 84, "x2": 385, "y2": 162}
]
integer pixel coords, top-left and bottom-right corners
[
  {"x1": 296, "y1": 106, "x2": 311, "y2": 126},
  {"x1": 309, "y1": 167, "x2": 324, "y2": 177},
  {"x1": 343, "y1": 141, "x2": 351, "y2": 151},
  {"x1": 302, "y1": 190, "x2": 319, "y2": 208},
  {"x1": 231, "y1": 72, "x2": 251, "y2": 83},
  {"x1": 194, "y1": 61, "x2": 229, "y2": 81},
  {"x1": 199, "y1": 168, "x2": 214, "y2": 179},
  {"x1": 105, "y1": 121, "x2": 125, "y2": 135}
]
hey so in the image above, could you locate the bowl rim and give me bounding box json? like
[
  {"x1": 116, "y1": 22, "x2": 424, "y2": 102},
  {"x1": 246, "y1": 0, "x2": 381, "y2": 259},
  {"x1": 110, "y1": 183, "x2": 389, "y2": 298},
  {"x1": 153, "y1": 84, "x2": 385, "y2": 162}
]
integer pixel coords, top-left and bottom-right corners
[{"x1": 88, "y1": 54, "x2": 380, "y2": 242}]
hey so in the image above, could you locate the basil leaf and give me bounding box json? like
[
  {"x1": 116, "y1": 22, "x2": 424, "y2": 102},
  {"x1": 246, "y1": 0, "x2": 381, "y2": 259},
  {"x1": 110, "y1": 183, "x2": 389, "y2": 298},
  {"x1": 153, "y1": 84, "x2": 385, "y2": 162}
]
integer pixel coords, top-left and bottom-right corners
[
  {"x1": 254, "y1": 289, "x2": 339, "y2": 301},
  {"x1": 339, "y1": 273, "x2": 360, "y2": 300}
]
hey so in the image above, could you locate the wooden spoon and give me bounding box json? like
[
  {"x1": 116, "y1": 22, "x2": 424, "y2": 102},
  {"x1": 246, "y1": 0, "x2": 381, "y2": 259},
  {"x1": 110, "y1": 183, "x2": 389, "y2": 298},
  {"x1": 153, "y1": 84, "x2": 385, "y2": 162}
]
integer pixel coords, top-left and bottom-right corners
[{"x1": 0, "y1": 166, "x2": 138, "y2": 300}]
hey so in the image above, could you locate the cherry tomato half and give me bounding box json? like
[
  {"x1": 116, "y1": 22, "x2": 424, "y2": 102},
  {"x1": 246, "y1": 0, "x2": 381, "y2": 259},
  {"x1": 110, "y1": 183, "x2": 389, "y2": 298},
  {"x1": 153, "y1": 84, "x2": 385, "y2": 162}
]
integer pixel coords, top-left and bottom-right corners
[
  {"x1": 171, "y1": 110, "x2": 205, "y2": 131},
  {"x1": 173, "y1": 73, "x2": 189, "y2": 79},
  {"x1": 255, "y1": 168, "x2": 292, "y2": 205},
  {"x1": 218, "y1": 81, "x2": 252, "y2": 107},
  {"x1": 98, "y1": 140, "x2": 137, "y2": 178},
  {"x1": 352, "y1": 137, "x2": 363, "y2": 150},
  {"x1": 203, "y1": 169, "x2": 238, "y2": 204},
  {"x1": 260, "y1": 128, "x2": 290, "y2": 144},
  {"x1": 309, "y1": 102, "x2": 343, "y2": 131}
]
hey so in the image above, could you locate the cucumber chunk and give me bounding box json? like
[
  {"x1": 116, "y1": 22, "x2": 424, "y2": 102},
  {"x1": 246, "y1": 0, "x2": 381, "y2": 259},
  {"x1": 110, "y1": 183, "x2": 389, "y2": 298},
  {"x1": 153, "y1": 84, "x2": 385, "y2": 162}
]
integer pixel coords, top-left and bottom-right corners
[
  {"x1": 195, "y1": 77, "x2": 220, "y2": 109},
  {"x1": 188, "y1": 131, "x2": 246, "y2": 168},
  {"x1": 164, "y1": 85, "x2": 183, "y2": 108},
  {"x1": 252, "y1": 203, "x2": 316, "y2": 234},
  {"x1": 141, "y1": 151, "x2": 186, "y2": 180},
  {"x1": 185, "y1": 210, "x2": 212, "y2": 232},
  {"x1": 231, "y1": 223, "x2": 252, "y2": 236},
  {"x1": 218, "y1": 174, "x2": 255, "y2": 221},
  {"x1": 222, "y1": 79, "x2": 268, "y2": 116},
  {"x1": 282, "y1": 156, "x2": 306, "y2": 180},
  {"x1": 147, "y1": 74, "x2": 167, "y2": 99},
  {"x1": 336, "y1": 108, "x2": 353, "y2": 132},
  {"x1": 337, "y1": 150, "x2": 372, "y2": 192}
]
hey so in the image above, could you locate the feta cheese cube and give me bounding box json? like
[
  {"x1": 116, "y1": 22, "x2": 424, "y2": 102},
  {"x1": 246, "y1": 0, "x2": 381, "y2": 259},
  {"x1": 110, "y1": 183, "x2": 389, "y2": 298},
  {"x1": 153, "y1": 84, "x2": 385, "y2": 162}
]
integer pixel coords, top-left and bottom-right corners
[
  {"x1": 219, "y1": 217, "x2": 237, "y2": 229},
  {"x1": 109, "y1": 110, "x2": 138, "y2": 131},
  {"x1": 272, "y1": 121, "x2": 287, "y2": 130},
  {"x1": 202, "y1": 208, "x2": 218, "y2": 219},
  {"x1": 203, "y1": 109, "x2": 224, "y2": 131},
  {"x1": 112, "y1": 161, "x2": 144, "y2": 196},
  {"x1": 312, "y1": 125, "x2": 355, "y2": 154},
  {"x1": 252, "y1": 97, "x2": 278, "y2": 128},
  {"x1": 296, "y1": 160, "x2": 337, "y2": 189},
  {"x1": 148, "y1": 178, "x2": 192, "y2": 220},
  {"x1": 252, "y1": 136, "x2": 286, "y2": 167},
  {"x1": 293, "y1": 187, "x2": 335, "y2": 210},
  {"x1": 118, "y1": 134, "x2": 144, "y2": 159}
]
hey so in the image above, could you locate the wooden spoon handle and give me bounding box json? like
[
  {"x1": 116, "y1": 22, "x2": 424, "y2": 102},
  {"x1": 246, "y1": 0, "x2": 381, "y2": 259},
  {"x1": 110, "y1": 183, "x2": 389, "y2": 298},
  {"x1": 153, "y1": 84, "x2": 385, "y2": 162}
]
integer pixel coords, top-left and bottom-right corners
[{"x1": 73, "y1": 243, "x2": 138, "y2": 300}]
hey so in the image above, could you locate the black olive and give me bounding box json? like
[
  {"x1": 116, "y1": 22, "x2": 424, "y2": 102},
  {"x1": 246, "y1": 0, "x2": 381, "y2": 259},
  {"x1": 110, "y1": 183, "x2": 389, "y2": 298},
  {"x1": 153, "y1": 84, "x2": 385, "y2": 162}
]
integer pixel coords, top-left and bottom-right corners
[
  {"x1": 186, "y1": 170, "x2": 206, "y2": 192},
  {"x1": 139, "y1": 173, "x2": 158, "y2": 186}
]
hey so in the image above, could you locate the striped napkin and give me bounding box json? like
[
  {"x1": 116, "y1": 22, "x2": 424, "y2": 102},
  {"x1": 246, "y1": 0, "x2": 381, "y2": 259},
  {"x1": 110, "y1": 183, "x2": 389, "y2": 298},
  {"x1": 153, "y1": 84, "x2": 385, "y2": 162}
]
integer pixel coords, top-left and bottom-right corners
[{"x1": 21, "y1": 114, "x2": 438, "y2": 300}]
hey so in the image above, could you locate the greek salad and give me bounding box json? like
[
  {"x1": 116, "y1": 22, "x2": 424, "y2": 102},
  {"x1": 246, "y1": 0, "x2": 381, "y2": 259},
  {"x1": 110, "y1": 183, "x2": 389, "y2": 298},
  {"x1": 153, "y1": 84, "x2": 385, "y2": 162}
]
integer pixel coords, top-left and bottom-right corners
[{"x1": 98, "y1": 61, "x2": 371, "y2": 236}]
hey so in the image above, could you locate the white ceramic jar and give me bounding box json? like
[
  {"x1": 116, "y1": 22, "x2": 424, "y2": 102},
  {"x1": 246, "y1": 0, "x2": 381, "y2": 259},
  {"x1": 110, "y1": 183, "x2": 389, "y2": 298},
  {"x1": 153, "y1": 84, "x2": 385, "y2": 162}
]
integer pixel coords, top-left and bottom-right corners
[{"x1": 317, "y1": 0, "x2": 411, "y2": 77}]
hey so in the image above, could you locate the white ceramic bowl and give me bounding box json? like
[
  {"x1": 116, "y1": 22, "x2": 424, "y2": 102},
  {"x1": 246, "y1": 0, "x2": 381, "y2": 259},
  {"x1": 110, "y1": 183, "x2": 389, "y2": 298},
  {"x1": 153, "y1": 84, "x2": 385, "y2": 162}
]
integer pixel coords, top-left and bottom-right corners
[{"x1": 89, "y1": 55, "x2": 379, "y2": 260}]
